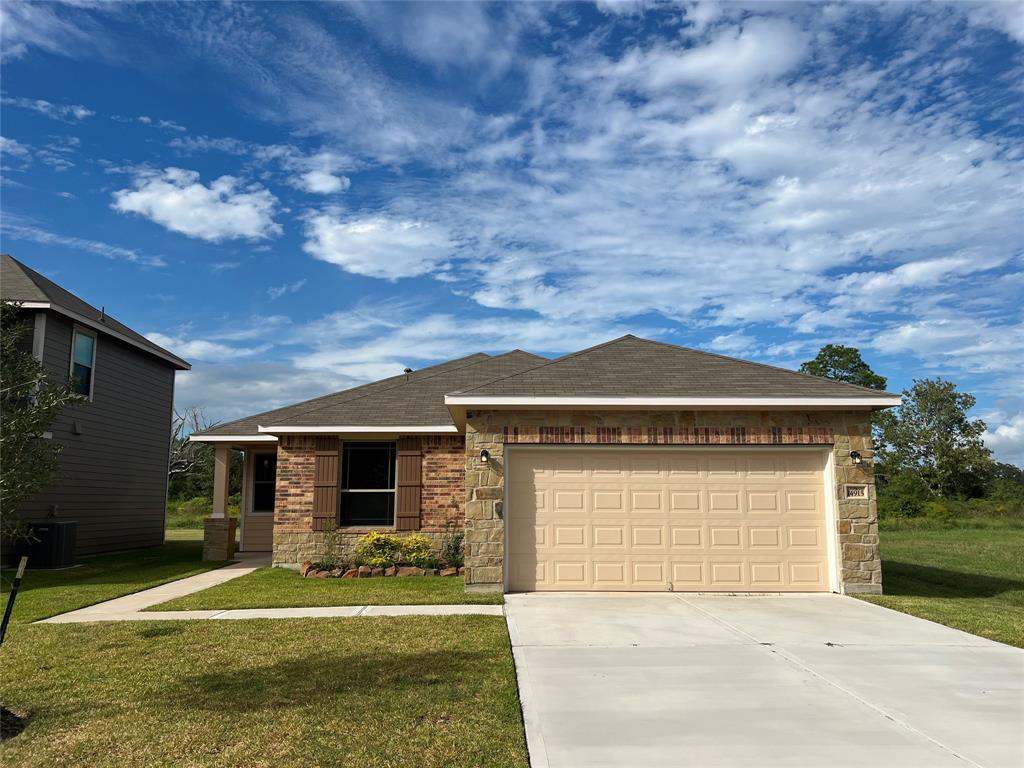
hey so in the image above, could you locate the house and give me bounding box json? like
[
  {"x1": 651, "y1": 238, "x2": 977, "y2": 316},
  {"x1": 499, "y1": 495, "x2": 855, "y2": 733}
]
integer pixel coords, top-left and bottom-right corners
[
  {"x1": 190, "y1": 336, "x2": 899, "y2": 594},
  {"x1": 1, "y1": 255, "x2": 190, "y2": 556}
]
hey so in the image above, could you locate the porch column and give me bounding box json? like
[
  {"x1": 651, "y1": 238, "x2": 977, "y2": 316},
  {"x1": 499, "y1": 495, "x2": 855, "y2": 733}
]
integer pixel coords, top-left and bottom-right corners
[
  {"x1": 212, "y1": 444, "x2": 230, "y2": 518},
  {"x1": 203, "y1": 444, "x2": 236, "y2": 561}
]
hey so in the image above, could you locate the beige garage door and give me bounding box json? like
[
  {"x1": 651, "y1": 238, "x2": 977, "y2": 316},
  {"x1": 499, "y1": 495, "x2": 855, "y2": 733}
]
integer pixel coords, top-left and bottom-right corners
[{"x1": 507, "y1": 448, "x2": 831, "y2": 592}]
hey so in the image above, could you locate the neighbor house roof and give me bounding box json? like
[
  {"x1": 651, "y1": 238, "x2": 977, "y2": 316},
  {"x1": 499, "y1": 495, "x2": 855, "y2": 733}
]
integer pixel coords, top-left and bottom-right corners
[
  {"x1": 445, "y1": 335, "x2": 900, "y2": 405},
  {"x1": 1, "y1": 254, "x2": 190, "y2": 370},
  {"x1": 192, "y1": 350, "x2": 547, "y2": 440}
]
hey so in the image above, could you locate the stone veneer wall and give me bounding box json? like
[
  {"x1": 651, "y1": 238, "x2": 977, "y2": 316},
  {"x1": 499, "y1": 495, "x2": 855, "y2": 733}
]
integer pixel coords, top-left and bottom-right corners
[
  {"x1": 272, "y1": 435, "x2": 466, "y2": 567},
  {"x1": 463, "y1": 410, "x2": 881, "y2": 594}
]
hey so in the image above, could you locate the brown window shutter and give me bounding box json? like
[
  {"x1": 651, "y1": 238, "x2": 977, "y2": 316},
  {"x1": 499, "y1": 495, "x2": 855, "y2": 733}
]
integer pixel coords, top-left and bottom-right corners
[
  {"x1": 312, "y1": 437, "x2": 340, "y2": 531},
  {"x1": 395, "y1": 436, "x2": 421, "y2": 531}
]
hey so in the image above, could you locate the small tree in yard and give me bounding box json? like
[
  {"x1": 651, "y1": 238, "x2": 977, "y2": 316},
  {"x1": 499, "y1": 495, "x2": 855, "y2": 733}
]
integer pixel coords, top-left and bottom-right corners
[
  {"x1": 0, "y1": 300, "x2": 76, "y2": 543},
  {"x1": 875, "y1": 378, "x2": 993, "y2": 499},
  {"x1": 799, "y1": 344, "x2": 888, "y2": 390}
]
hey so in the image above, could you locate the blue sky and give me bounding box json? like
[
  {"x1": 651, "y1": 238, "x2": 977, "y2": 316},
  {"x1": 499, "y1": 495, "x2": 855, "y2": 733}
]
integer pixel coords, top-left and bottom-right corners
[{"x1": 1, "y1": 1, "x2": 1022, "y2": 462}]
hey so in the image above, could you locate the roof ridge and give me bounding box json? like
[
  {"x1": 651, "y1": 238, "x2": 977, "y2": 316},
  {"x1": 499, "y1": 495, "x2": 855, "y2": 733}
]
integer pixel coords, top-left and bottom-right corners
[
  {"x1": 632, "y1": 336, "x2": 897, "y2": 397},
  {"x1": 201, "y1": 352, "x2": 490, "y2": 433},
  {"x1": 259, "y1": 350, "x2": 528, "y2": 427},
  {"x1": 448, "y1": 335, "x2": 636, "y2": 396}
]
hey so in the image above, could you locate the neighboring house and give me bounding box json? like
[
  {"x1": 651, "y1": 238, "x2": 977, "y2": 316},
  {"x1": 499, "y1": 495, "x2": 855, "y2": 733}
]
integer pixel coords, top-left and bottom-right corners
[
  {"x1": 192, "y1": 336, "x2": 899, "y2": 594},
  {"x1": 1, "y1": 255, "x2": 190, "y2": 556}
]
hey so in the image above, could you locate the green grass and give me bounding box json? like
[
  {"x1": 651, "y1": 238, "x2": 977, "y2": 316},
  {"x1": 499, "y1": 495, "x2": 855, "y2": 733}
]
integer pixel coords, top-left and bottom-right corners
[
  {"x1": 150, "y1": 567, "x2": 504, "y2": 611},
  {"x1": 857, "y1": 523, "x2": 1024, "y2": 647},
  {"x1": 0, "y1": 617, "x2": 528, "y2": 768},
  {"x1": 167, "y1": 496, "x2": 240, "y2": 528},
  {"x1": 0, "y1": 538, "x2": 227, "y2": 624}
]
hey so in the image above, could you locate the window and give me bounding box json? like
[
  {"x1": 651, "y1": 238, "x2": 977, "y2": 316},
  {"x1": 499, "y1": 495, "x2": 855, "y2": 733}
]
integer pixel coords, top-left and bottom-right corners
[
  {"x1": 252, "y1": 453, "x2": 277, "y2": 513},
  {"x1": 341, "y1": 442, "x2": 396, "y2": 526},
  {"x1": 70, "y1": 329, "x2": 96, "y2": 398}
]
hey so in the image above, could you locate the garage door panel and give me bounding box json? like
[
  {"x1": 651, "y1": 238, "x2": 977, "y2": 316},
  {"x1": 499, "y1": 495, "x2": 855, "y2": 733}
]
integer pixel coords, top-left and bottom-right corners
[
  {"x1": 592, "y1": 525, "x2": 626, "y2": 547},
  {"x1": 708, "y1": 490, "x2": 741, "y2": 513},
  {"x1": 669, "y1": 490, "x2": 701, "y2": 512},
  {"x1": 671, "y1": 527, "x2": 703, "y2": 547},
  {"x1": 508, "y1": 448, "x2": 830, "y2": 593},
  {"x1": 631, "y1": 490, "x2": 663, "y2": 510}
]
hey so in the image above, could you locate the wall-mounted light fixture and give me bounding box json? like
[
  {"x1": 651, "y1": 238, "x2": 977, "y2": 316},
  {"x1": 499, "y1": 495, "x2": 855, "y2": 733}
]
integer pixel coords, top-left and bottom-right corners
[
  {"x1": 479, "y1": 448, "x2": 491, "y2": 465},
  {"x1": 850, "y1": 450, "x2": 862, "y2": 464}
]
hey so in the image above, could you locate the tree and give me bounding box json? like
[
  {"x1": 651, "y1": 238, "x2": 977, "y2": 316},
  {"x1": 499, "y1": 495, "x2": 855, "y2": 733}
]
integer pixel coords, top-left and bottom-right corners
[
  {"x1": 874, "y1": 378, "x2": 992, "y2": 498},
  {"x1": 799, "y1": 344, "x2": 887, "y2": 390},
  {"x1": 0, "y1": 300, "x2": 76, "y2": 541},
  {"x1": 167, "y1": 406, "x2": 243, "y2": 501}
]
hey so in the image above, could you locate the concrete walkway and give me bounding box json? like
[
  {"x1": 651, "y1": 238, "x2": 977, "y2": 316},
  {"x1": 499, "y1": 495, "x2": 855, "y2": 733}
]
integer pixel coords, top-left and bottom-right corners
[
  {"x1": 506, "y1": 592, "x2": 1024, "y2": 768},
  {"x1": 37, "y1": 554, "x2": 504, "y2": 623}
]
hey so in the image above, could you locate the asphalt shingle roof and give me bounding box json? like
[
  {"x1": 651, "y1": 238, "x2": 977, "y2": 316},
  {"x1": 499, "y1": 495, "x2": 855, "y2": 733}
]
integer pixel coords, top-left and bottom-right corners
[
  {"x1": 1, "y1": 254, "x2": 190, "y2": 369},
  {"x1": 195, "y1": 350, "x2": 546, "y2": 436},
  {"x1": 449, "y1": 335, "x2": 898, "y2": 399}
]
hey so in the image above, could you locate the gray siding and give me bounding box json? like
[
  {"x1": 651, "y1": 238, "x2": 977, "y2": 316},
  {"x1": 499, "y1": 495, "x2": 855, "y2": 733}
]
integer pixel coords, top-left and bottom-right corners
[{"x1": 16, "y1": 311, "x2": 176, "y2": 556}]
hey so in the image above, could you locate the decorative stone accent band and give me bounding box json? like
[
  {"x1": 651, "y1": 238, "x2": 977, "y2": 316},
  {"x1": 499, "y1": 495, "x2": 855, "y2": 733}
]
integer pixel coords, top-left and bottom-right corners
[{"x1": 502, "y1": 424, "x2": 834, "y2": 445}]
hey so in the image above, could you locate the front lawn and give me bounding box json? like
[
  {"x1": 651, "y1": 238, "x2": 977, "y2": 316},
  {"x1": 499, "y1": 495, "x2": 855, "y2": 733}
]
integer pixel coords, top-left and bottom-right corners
[
  {"x1": 0, "y1": 538, "x2": 227, "y2": 624},
  {"x1": 856, "y1": 523, "x2": 1024, "y2": 647},
  {"x1": 150, "y1": 566, "x2": 504, "y2": 611},
  {"x1": 0, "y1": 617, "x2": 527, "y2": 768}
]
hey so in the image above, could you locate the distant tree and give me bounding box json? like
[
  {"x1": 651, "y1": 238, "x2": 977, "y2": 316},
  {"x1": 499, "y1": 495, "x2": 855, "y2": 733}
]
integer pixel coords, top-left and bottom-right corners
[
  {"x1": 167, "y1": 407, "x2": 243, "y2": 500},
  {"x1": 874, "y1": 378, "x2": 992, "y2": 498},
  {"x1": 799, "y1": 344, "x2": 888, "y2": 390},
  {"x1": 0, "y1": 299, "x2": 76, "y2": 541}
]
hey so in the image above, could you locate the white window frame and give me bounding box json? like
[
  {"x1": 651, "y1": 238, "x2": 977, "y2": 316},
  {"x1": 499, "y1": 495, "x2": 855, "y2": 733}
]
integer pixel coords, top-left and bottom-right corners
[{"x1": 69, "y1": 326, "x2": 98, "y2": 401}]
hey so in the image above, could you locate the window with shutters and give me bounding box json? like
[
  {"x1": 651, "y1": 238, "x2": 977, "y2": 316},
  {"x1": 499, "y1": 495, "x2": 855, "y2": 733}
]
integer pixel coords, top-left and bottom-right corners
[{"x1": 341, "y1": 442, "x2": 396, "y2": 526}]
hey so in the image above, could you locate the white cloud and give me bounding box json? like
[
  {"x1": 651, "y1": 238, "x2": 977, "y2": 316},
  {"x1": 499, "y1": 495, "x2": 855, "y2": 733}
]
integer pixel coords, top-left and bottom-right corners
[
  {"x1": 0, "y1": 136, "x2": 31, "y2": 158},
  {"x1": 966, "y1": 1, "x2": 1024, "y2": 43},
  {"x1": 302, "y1": 212, "x2": 451, "y2": 279},
  {"x1": 288, "y1": 151, "x2": 352, "y2": 194},
  {"x1": 984, "y1": 412, "x2": 1024, "y2": 465},
  {"x1": 145, "y1": 332, "x2": 270, "y2": 361},
  {"x1": 111, "y1": 168, "x2": 281, "y2": 242},
  {"x1": 267, "y1": 279, "x2": 307, "y2": 300},
  {"x1": 0, "y1": 217, "x2": 165, "y2": 267},
  {"x1": 1, "y1": 96, "x2": 94, "y2": 121},
  {"x1": 296, "y1": 169, "x2": 350, "y2": 194}
]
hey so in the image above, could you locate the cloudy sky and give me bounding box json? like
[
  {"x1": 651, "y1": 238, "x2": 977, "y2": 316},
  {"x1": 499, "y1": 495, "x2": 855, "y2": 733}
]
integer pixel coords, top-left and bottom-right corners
[{"x1": 1, "y1": 1, "x2": 1022, "y2": 462}]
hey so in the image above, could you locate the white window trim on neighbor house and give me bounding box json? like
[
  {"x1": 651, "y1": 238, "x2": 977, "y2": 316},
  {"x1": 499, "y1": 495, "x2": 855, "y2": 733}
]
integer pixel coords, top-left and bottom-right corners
[{"x1": 70, "y1": 325, "x2": 98, "y2": 401}]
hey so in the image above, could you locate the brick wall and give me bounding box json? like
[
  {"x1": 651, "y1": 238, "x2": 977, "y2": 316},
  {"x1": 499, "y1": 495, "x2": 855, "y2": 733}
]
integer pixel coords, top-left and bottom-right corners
[
  {"x1": 463, "y1": 410, "x2": 881, "y2": 594},
  {"x1": 273, "y1": 436, "x2": 317, "y2": 534},
  {"x1": 270, "y1": 434, "x2": 466, "y2": 566},
  {"x1": 421, "y1": 436, "x2": 466, "y2": 532}
]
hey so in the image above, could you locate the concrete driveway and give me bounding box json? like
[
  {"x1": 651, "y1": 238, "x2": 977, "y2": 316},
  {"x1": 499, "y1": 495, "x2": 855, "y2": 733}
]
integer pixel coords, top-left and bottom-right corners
[{"x1": 505, "y1": 593, "x2": 1023, "y2": 768}]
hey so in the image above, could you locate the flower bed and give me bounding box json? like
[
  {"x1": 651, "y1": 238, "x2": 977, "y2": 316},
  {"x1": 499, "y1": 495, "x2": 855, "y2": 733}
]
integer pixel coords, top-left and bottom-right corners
[
  {"x1": 299, "y1": 561, "x2": 464, "y2": 579},
  {"x1": 302, "y1": 530, "x2": 466, "y2": 579}
]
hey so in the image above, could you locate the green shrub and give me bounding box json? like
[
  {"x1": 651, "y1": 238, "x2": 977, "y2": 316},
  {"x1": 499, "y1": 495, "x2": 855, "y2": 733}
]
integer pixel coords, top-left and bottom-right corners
[
  {"x1": 440, "y1": 531, "x2": 464, "y2": 569},
  {"x1": 877, "y1": 473, "x2": 933, "y2": 519},
  {"x1": 400, "y1": 533, "x2": 438, "y2": 569},
  {"x1": 354, "y1": 531, "x2": 402, "y2": 568},
  {"x1": 316, "y1": 528, "x2": 347, "y2": 571}
]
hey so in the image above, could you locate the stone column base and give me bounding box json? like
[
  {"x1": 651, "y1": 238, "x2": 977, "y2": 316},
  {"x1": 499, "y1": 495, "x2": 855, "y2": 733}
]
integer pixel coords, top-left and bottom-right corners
[{"x1": 204, "y1": 517, "x2": 237, "y2": 561}]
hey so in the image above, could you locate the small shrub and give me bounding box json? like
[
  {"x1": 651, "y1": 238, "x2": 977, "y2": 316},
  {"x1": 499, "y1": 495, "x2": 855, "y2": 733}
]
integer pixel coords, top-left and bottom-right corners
[
  {"x1": 441, "y1": 531, "x2": 465, "y2": 569},
  {"x1": 400, "y1": 533, "x2": 438, "y2": 569},
  {"x1": 317, "y1": 528, "x2": 347, "y2": 571},
  {"x1": 354, "y1": 531, "x2": 402, "y2": 568}
]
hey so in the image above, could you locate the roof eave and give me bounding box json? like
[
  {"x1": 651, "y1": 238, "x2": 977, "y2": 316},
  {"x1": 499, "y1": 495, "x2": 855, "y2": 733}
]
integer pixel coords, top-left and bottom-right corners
[
  {"x1": 20, "y1": 301, "x2": 191, "y2": 370},
  {"x1": 256, "y1": 425, "x2": 461, "y2": 435},
  {"x1": 443, "y1": 395, "x2": 902, "y2": 411}
]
